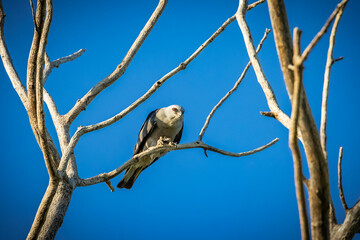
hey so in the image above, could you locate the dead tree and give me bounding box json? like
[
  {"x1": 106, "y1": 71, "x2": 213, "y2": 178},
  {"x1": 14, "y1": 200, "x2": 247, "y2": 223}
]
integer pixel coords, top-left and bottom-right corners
[
  {"x1": 236, "y1": 0, "x2": 360, "y2": 239},
  {"x1": 1, "y1": 0, "x2": 359, "y2": 239},
  {"x1": 0, "y1": 0, "x2": 276, "y2": 239}
]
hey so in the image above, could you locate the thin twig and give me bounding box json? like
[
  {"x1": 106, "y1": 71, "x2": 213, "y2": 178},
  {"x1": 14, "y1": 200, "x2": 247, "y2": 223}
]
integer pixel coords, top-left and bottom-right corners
[
  {"x1": 320, "y1": 3, "x2": 346, "y2": 161},
  {"x1": 338, "y1": 146, "x2": 348, "y2": 211},
  {"x1": 260, "y1": 111, "x2": 276, "y2": 118},
  {"x1": 77, "y1": 138, "x2": 279, "y2": 187},
  {"x1": 333, "y1": 56, "x2": 343, "y2": 63},
  {"x1": 247, "y1": 0, "x2": 266, "y2": 10},
  {"x1": 289, "y1": 27, "x2": 310, "y2": 240},
  {"x1": 198, "y1": 28, "x2": 271, "y2": 141},
  {"x1": 300, "y1": 0, "x2": 349, "y2": 63},
  {"x1": 105, "y1": 180, "x2": 115, "y2": 192}
]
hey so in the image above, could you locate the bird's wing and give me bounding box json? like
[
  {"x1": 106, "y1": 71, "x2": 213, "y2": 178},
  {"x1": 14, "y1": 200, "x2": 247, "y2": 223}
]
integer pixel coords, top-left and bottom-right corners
[
  {"x1": 173, "y1": 122, "x2": 183, "y2": 144},
  {"x1": 133, "y1": 109, "x2": 158, "y2": 155}
]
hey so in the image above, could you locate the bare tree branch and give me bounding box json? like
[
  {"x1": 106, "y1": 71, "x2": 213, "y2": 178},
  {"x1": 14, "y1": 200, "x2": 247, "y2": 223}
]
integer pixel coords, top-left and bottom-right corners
[
  {"x1": 235, "y1": 0, "x2": 301, "y2": 142},
  {"x1": 26, "y1": 181, "x2": 58, "y2": 240},
  {"x1": 0, "y1": 1, "x2": 28, "y2": 108},
  {"x1": 27, "y1": 0, "x2": 46, "y2": 127},
  {"x1": 337, "y1": 147, "x2": 348, "y2": 211},
  {"x1": 43, "y1": 49, "x2": 86, "y2": 84},
  {"x1": 320, "y1": 4, "x2": 346, "y2": 161},
  {"x1": 77, "y1": 138, "x2": 279, "y2": 187},
  {"x1": 64, "y1": 0, "x2": 168, "y2": 125},
  {"x1": 198, "y1": 28, "x2": 271, "y2": 141},
  {"x1": 289, "y1": 27, "x2": 310, "y2": 240},
  {"x1": 300, "y1": 0, "x2": 349, "y2": 63},
  {"x1": 35, "y1": 0, "x2": 58, "y2": 180}
]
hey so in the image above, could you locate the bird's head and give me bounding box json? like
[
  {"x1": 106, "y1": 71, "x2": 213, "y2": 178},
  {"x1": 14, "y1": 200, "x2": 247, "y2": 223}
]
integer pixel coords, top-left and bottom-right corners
[{"x1": 165, "y1": 104, "x2": 185, "y2": 121}]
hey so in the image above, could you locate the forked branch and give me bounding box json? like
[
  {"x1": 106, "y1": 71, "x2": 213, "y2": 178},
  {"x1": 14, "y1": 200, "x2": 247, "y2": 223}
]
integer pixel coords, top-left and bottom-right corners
[
  {"x1": 320, "y1": 3, "x2": 346, "y2": 161},
  {"x1": 43, "y1": 49, "x2": 86, "y2": 84},
  {"x1": 300, "y1": 0, "x2": 349, "y2": 63}
]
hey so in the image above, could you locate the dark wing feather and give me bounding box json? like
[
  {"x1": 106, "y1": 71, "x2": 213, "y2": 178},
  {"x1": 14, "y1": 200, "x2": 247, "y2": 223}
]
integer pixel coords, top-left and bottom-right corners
[
  {"x1": 173, "y1": 122, "x2": 183, "y2": 144},
  {"x1": 133, "y1": 109, "x2": 158, "y2": 155}
]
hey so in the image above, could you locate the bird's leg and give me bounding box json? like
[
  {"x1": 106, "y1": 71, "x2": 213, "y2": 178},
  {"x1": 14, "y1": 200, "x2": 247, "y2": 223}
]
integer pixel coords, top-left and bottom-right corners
[{"x1": 157, "y1": 136, "x2": 174, "y2": 146}]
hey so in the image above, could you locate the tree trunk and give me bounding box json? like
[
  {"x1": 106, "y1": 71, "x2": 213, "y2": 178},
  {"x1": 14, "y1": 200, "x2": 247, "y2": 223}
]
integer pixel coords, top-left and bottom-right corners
[{"x1": 27, "y1": 180, "x2": 74, "y2": 240}]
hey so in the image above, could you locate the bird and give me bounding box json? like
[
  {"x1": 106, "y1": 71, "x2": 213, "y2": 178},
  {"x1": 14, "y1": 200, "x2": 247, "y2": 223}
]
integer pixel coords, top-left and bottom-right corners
[{"x1": 117, "y1": 104, "x2": 185, "y2": 189}]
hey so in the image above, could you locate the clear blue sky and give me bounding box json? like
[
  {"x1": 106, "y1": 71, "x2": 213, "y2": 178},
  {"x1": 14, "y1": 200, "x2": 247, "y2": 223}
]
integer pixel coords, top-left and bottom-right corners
[{"x1": 1, "y1": 0, "x2": 359, "y2": 239}]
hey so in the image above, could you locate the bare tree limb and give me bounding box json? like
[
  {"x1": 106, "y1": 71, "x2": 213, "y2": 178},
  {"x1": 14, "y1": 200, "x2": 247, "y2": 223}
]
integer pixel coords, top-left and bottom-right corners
[
  {"x1": 320, "y1": 4, "x2": 346, "y2": 161},
  {"x1": 337, "y1": 147, "x2": 348, "y2": 211},
  {"x1": 26, "y1": 181, "x2": 59, "y2": 240},
  {"x1": 290, "y1": 27, "x2": 310, "y2": 240},
  {"x1": 198, "y1": 28, "x2": 271, "y2": 141},
  {"x1": 27, "y1": 0, "x2": 46, "y2": 127},
  {"x1": 0, "y1": 1, "x2": 28, "y2": 108},
  {"x1": 43, "y1": 49, "x2": 86, "y2": 84},
  {"x1": 35, "y1": 0, "x2": 58, "y2": 180},
  {"x1": 235, "y1": 0, "x2": 301, "y2": 142},
  {"x1": 300, "y1": 0, "x2": 349, "y2": 63},
  {"x1": 77, "y1": 138, "x2": 279, "y2": 187},
  {"x1": 64, "y1": 0, "x2": 168, "y2": 125}
]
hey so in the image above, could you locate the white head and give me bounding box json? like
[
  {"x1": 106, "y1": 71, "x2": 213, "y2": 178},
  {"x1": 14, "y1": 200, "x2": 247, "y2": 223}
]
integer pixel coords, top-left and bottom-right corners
[{"x1": 158, "y1": 105, "x2": 185, "y2": 127}]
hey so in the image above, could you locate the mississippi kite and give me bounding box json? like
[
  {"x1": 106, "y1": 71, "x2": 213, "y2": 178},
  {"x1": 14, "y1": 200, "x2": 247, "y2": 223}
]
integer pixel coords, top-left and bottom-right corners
[{"x1": 117, "y1": 105, "x2": 185, "y2": 189}]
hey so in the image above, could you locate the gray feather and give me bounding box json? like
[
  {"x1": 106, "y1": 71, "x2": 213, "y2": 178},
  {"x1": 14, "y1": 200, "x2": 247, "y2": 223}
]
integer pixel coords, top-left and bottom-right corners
[{"x1": 134, "y1": 109, "x2": 158, "y2": 155}]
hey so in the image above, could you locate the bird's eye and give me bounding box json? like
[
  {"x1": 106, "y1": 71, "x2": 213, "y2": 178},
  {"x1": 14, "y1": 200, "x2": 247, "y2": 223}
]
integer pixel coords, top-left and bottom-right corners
[{"x1": 172, "y1": 108, "x2": 178, "y2": 112}]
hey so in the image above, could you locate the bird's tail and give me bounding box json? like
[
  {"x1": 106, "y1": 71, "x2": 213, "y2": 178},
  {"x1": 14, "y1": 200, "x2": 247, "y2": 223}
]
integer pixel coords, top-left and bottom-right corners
[{"x1": 117, "y1": 166, "x2": 143, "y2": 189}]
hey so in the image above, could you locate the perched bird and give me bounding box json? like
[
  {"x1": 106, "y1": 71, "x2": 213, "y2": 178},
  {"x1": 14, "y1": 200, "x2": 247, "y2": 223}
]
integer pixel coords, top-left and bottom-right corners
[{"x1": 117, "y1": 105, "x2": 185, "y2": 189}]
